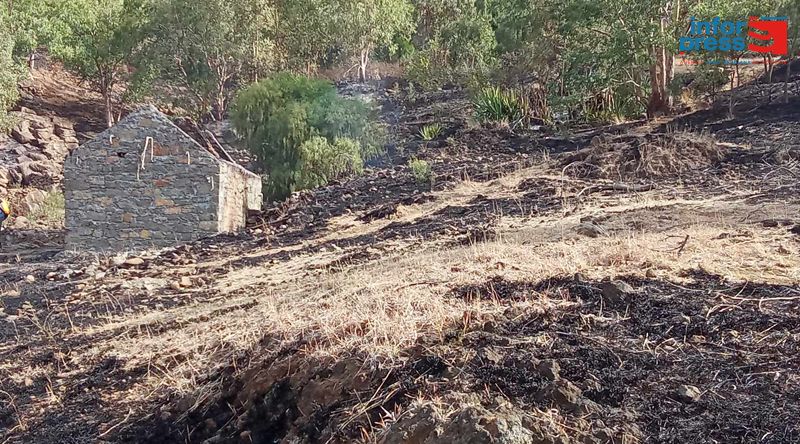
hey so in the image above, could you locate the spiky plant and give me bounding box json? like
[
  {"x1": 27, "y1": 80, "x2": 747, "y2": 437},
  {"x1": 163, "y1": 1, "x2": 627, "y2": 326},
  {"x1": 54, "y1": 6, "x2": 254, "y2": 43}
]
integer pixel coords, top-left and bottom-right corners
[
  {"x1": 473, "y1": 86, "x2": 524, "y2": 125},
  {"x1": 418, "y1": 123, "x2": 443, "y2": 141}
]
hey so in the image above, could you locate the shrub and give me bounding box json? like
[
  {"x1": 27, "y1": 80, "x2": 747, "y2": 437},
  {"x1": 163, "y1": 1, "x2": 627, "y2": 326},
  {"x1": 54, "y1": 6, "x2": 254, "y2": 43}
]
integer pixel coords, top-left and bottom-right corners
[
  {"x1": 418, "y1": 123, "x2": 443, "y2": 141},
  {"x1": 404, "y1": 11, "x2": 497, "y2": 91},
  {"x1": 0, "y1": 14, "x2": 21, "y2": 131},
  {"x1": 296, "y1": 136, "x2": 363, "y2": 189},
  {"x1": 406, "y1": 45, "x2": 450, "y2": 91},
  {"x1": 408, "y1": 157, "x2": 432, "y2": 185},
  {"x1": 231, "y1": 73, "x2": 382, "y2": 200},
  {"x1": 473, "y1": 86, "x2": 524, "y2": 124}
]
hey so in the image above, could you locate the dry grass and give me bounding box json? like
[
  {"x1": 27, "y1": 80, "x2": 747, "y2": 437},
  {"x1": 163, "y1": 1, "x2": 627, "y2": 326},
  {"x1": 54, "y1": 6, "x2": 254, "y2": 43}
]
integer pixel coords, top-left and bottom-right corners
[
  {"x1": 28, "y1": 191, "x2": 65, "y2": 224},
  {"x1": 63, "y1": 175, "x2": 798, "y2": 403},
  {"x1": 563, "y1": 131, "x2": 723, "y2": 180},
  {"x1": 3, "y1": 161, "x2": 799, "y2": 439}
]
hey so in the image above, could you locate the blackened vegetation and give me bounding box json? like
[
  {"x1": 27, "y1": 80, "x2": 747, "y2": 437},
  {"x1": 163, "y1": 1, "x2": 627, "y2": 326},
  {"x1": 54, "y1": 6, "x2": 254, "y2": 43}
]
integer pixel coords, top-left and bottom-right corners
[
  {"x1": 453, "y1": 276, "x2": 537, "y2": 302},
  {"x1": 150, "y1": 272, "x2": 800, "y2": 444},
  {"x1": 458, "y1": 272, "x2": 800, "y2": 443},
  {"x1": 141, "y1": 349, "x2": 449, "y2": 443}
]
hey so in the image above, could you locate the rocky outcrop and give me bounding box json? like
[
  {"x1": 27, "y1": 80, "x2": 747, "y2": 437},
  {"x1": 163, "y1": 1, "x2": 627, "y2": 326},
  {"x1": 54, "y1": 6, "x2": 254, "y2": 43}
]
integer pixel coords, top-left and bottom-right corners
[{"x1": 0, "y1": 107, "x2": 80, "y2": 193}]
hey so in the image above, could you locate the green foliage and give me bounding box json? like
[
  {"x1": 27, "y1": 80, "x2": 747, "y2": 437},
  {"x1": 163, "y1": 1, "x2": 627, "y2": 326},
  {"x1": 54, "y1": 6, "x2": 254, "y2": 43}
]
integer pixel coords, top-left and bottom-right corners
[
  {"x1": 47, "y1": 0, "x2": 148, "y2": 127},
  {"x1": 473, "y1": 86, "x2": 524, "y2": 124},
  {"x1": 140, "y1": 0, "x2": 277, "y2": 120},
  {"x1": 408, "y1": 157, "x2": 432, "y2": 184},
  {"x1": 297, "y1": 137, "x2": 364, "y2": 189},
  {"x1": 418, "y1": 122, "x2": 443, "y2": 140},
  {"x1": 231, "y1": 73, "x2": 379, "y2": 200},
  {"x1": 406, "y1": 4, "x2": 497, "y2": 90},
  {"x1": 406, "y1": 44, "x2": 448, "y2": 89},
  {"x1": 277, "y1": 0, "x2": 335, "y2": 73},
  {"x1": 0, "y1": 9, "x2": 21, "y2": 130},
  {"x1": 8, "y1": 0, "x2": 65, "y2": 61},
  {"x1": 329, "y1": 0, "x2": 415, "y2": 81}
]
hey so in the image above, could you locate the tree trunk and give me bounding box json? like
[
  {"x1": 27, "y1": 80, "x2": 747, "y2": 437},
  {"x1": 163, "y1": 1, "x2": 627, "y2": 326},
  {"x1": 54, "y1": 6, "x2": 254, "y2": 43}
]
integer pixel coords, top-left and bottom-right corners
[
  {"x1": 729, "y1": 67, "x2": 736, "y2": 116},
  {"x1": 102, "y1": 87, "x2": 114, "y2": 128},
  {"x1": 785, "y1": 60, "x2": 792, "y2": 104},
  {"x1": 358, "y1": 48, "x2": 369, "y2": 83},
  {"x1": 252, "y1": 40, "x2": 259, "y2": 83},
  {"x1": 646, "y1": 12, "x2": 674, "y2": 118},
  {"x1": 647, "y1": 52, "x2": 670, "y2": 118},
  {"x1": 214, "y1": 83, "x2": 225, "y2": 121}
]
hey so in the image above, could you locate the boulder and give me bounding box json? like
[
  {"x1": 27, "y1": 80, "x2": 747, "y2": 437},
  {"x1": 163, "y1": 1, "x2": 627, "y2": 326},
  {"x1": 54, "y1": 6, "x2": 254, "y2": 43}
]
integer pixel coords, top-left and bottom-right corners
[
  {"x1": 41, "y1": 140, "x2": 69, "y2": 160},
  {"x1": 2, "y1": 108, "x2": 77, "y2": 187},
  {"x1": 27, "y1": 152, "x2": 50, "y2": 162},
  {"x1": 52, "y1": 116, "x2": 73, "y2": 131},
  {"x1": 18, "y1": 189, "x2": 48, "y2": 216},
  {"x1": 676, "y1": 384, "x2": 702, "y2": 403},
  {"x1": 11, "y1": 120, "x2": 36, "y2": 145},
  {"x1": 31, "y1": 126, "x2": 56, "y2": 143},
  {"x1": 600, "y1": 280, "x2": 635, "y2": 304},
  {"x1": 24, "y1": 113, "x2": 53, "y2": 130},
  {"x1": 9, "y1": 215, "x2": 30, "y2": 229},
  {"x1": 7, "y1": 168, "x2": 22, "y2": 185},
  {"x1": 0, "y1": 168, "x2": 10, "y2": 187},
  {"x1": 576, "y1": 222, "x2": 606, "y2": 238}
]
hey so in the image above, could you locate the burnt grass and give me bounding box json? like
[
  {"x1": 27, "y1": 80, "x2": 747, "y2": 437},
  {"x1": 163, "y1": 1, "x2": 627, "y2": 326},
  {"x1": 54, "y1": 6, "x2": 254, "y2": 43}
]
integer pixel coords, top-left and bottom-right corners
[
  {"x1": 133, "y1": 271, "x2": 800, "y2": 444},
  {"x1": 452, "y1": 271, "x2": 800, "y2": 443}
]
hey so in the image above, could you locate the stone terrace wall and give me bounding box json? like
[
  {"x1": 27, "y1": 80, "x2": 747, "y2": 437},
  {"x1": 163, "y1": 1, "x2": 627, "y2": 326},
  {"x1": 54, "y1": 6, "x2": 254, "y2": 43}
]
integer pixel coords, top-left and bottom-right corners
[{"x1": 64, "y1": 106, "x2": 221, "y2": 251}]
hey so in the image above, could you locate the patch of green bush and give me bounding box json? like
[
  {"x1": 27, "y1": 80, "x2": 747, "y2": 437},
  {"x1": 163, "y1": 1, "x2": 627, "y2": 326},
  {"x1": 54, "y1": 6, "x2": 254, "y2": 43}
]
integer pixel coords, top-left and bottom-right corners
[
  {"x1": 231, "y1": 73, "x2": 383, "y2": 200},
  {"x1": 0, "y1": 12, "x2": 21, "y2": 131},
  {"x1": 408, "y1": 157, "x2": 432, "y2": 185},
  {"x1": 405, "y1": 12, "x2": 496, "y2": 91},
  {"x1": 296, "y1": 136, "x2": 363, "y2": 189}
]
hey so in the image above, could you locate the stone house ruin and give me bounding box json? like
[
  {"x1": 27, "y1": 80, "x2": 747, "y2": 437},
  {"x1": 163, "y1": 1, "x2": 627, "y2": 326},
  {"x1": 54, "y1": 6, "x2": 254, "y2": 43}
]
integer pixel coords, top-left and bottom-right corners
[{"x1": 64, "y1": 105, "x2": 262, "y2": 251}]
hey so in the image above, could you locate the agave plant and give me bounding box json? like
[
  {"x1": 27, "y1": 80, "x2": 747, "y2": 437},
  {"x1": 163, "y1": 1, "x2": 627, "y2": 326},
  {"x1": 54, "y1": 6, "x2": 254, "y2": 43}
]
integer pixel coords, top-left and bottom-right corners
[
  {"x1": 418, "y1": 122, "x2": 443, "y2": 141},
  {"x1": 473, "y1": 86, "x2": 525, "y2": 125}
]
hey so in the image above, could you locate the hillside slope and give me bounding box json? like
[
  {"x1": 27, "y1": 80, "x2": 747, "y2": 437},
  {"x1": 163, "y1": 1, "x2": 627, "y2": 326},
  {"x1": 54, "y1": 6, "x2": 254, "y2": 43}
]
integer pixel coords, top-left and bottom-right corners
[{"x1": 1, "y1": 82, "x2": 800, "y2": 443}]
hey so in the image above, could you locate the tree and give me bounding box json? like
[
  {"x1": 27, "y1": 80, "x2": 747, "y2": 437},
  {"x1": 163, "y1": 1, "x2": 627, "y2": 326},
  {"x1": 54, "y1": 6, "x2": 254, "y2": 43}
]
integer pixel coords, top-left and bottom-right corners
[
  {"x1": 690, "y1": 0, "x2": 785, "y2": 113},
  {"x1": 406, "y1": 0, "x2": 497, "y2": 89},
  {"x1": 48, "y1": 0, "x2": 147, "y2": 127},
  {"x1": 7, "y1": 0, "x2": 62, "y2": 67},
  {"x1": 276, "y1": 0, "x2": 337, "y2": 75},
  {"x1": 329, "y1": 0, "x2": 415, "y2": 82},
  {"x1": 231, "y1": 73, "x2": 380, "y2": 199},
  {"x1": 412, "y1": 0, "x2": 476, "y2": 44},
  {"x1": 778, "y1": 0, "x2": 800, "y2": 102},
  {"x1": 142, "y1": 0, "x2": 278, "y2": 120},
  {"x1": 0, "y1": 4, "x2": 21, "y2": 129}
]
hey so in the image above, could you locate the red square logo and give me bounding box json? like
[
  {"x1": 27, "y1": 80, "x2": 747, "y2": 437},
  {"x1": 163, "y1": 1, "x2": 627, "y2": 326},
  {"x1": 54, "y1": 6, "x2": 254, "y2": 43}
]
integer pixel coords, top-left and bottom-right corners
[{"x1": 748, "y1": 17, "x2": 789, "y2": 56}]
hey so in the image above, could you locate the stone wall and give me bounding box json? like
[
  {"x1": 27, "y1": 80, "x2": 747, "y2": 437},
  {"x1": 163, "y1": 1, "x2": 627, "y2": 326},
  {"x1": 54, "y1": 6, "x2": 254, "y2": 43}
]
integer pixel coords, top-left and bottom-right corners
[
  {"x1": 217, "y1": 161, "x2": 247, "y2": 233},
  {"x1": 64, "y1": 106, "x2": 222, "y2": 251}
]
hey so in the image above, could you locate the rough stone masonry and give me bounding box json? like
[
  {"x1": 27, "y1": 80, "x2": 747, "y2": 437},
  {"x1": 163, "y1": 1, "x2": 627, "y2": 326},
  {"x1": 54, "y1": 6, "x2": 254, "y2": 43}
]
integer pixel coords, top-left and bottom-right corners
[{"x1": 64, "y1": 105, "x2": 262, "y2": 251}]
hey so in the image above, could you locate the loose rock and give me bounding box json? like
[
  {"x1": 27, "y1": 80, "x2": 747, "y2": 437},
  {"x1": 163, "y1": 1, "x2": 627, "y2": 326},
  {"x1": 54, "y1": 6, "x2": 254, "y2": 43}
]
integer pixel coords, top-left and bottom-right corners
[{"x1": 677, "y1": 384, "x2": 702, "y2": 403}]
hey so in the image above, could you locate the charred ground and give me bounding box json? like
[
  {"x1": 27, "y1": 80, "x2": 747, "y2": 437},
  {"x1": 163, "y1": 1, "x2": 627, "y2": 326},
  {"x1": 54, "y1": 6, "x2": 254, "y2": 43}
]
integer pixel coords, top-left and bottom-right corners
[{"x1": 1, "y1": 78, "x2": 800, "y2": 443}]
